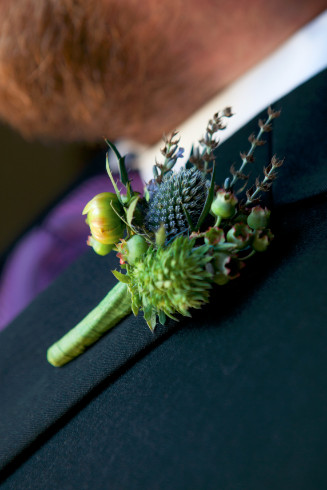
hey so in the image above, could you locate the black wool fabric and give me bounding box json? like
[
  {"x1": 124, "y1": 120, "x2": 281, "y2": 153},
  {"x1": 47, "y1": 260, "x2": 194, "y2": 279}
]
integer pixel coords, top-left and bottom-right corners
[{"x1": 1, "y1": 69, "x2": 327, "y2": 489}]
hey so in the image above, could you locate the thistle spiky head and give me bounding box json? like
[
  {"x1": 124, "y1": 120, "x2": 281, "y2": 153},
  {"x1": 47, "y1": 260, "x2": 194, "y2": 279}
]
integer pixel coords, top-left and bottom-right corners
[
  {"x1": 146, "y1": 167, "x2": 209, "y2": 242},
  {"x1": 127, "y1": 236, "x2": 213, "y2": 330}
]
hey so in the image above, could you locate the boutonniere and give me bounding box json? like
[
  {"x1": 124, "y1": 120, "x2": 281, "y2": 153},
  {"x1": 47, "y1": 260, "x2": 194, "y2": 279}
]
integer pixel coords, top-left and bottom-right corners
[{"x1": 47, "y1": 107, "x2": 282, "y2": 367}]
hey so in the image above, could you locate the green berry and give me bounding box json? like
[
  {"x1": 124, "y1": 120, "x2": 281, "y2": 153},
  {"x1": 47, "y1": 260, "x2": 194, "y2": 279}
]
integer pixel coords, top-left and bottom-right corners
[
  {"x1": 125, "y1": 235, "x2": 149, "y2": 265},
  {"x1": 87, "y1": 236, "x2": 114, "y2": 256},
  {"x1": 212, "y1": 253, "x2": 231, "y2": 285},
  {"x1": 247, "y1": 206, "x2": 271, "y2": 230},
  {"x1": 211, "y1": 189, "x2": 238, "y2": 219},
  {"x1": 226, "y1": 223, "x2": 253, "y2": 249},
  {"x1": 252, "y1": 230, "x2": 274, "y2": 252}
]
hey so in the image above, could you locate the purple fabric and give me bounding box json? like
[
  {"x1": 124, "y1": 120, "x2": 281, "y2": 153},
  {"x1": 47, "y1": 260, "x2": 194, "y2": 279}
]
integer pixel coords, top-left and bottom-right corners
[{"x1": 0, "y1": 172, "x2": 143, "y2": 331}]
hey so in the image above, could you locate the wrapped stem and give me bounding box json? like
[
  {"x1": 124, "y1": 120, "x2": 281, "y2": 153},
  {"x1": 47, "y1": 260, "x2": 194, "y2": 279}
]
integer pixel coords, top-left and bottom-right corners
[{"x1": 47, "y1": 282, "x2": 131, "y2": 367}]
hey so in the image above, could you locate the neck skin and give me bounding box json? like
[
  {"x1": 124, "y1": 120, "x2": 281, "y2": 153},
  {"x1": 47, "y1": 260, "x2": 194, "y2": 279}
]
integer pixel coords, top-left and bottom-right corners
[
  {"x1": 137, "y1": 9, "x2": 327, "y2": 181},
  {"x1": 130, "y1": 0, "x2": 326, "y2": 144}
]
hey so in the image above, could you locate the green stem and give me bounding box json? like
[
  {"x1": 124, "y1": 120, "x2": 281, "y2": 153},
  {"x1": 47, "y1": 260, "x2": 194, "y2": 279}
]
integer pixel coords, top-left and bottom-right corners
[
  {"x1": 47, "y1": 282, "x2": 132, "y2": 367},
  {"x1": 215, "y1": 216, "x2": 222, "y2": 227}
]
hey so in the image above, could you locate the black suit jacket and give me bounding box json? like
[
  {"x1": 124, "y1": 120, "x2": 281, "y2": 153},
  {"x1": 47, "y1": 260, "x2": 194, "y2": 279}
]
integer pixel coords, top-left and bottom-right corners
[{"x1": 1, "y1": 70, "x2": 327, "y2": 489}]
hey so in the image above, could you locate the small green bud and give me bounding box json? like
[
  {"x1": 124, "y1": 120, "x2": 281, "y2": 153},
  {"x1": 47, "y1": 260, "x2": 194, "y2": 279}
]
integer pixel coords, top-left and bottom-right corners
[
  {"x1": 155, "y1": 224, "x2": 166, "y2": 247},
  {"x1": 153, "y1": 165, "x2": 159, "y2": 178},
  {"x1": 144, "y1": 187, "x2": 150, "y2": 202},
  {"x1": 87, "y1": 236, "x2": 114, "y2": 256},
  {"x1": 83, "y1": 192, "x2": 125, "y2": 245},
  {"x1": 252, "y1": 230, "x2": 274, "y2": 252},
  {"x1": 125, "y1": 235, "x2": 149, "y2": 265},
  {"x1": 226, "y1": 223, "x2": 253, "y2": 249},
  {"x1": 121, "y1": 195, "x2": 129, "y2": 204},
  {"x1": 211, "y1": 189, "x2": 238, "y2": 219},
  {"x1": 247, "y1": 206, "x2": 271, "y2": 230}
]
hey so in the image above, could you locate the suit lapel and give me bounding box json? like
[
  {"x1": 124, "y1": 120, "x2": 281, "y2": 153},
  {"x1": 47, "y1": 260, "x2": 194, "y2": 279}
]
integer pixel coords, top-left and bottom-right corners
[{"x1": 0, "y1": 68, "x2": 326, "y2": 475}]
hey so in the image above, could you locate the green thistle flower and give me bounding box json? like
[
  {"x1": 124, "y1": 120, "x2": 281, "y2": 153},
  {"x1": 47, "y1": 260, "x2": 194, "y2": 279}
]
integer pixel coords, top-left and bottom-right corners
[
  {"x1": 146, "y1": 168, "x2": 209, "y2": 241},
  {"x1": 127, "y1": 236, "x2": 213, "y2": 330}
]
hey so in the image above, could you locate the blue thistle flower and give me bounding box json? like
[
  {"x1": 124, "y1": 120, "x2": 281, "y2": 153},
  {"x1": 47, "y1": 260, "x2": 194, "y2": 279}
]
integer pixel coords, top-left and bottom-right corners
[{"x1": 146, "y1": 168, "x2": 209, "y2": 241}]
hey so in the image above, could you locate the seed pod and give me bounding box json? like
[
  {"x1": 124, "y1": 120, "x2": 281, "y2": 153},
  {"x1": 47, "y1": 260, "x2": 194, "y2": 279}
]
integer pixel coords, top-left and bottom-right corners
[
  {"x1": 212, "y1": 253, "x2": 231, "y2": 285},
  {"x1": 247, "y1": 206, "x2": 271, "y2": 230},
  {"x1": 211, "y1": 189, "x2": 238, "y2": 219},
  {"x1": 252, "y1": 229, "x2": 274, "y2": 252},
  {"x1": 226, "y1": 223, "x2": 253, "y2": 249}
]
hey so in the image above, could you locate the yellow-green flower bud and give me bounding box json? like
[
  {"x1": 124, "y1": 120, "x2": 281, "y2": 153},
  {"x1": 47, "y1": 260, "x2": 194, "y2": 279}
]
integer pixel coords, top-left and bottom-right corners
[
  {"x1": 252, "y1": 230, "x2": 274, "y2": 252},
  {"x1": 226, "y1": 223, "x2": 253, "y2": 249},
  {"x1": 87, "y1": 236, "x2": 114, "y2": 256},
  {"x1": 211, "y1": 189, "x2": 238, "y2": 219},
  {"x1": 125, "y1": 235, "x2": 149, "y2": 266},
  {"x1": 83, "y1": 192, "x2": 125, "y2": 245},
  {"x1": 247, "y1": 206, "x2": 271, "y2": 230}
]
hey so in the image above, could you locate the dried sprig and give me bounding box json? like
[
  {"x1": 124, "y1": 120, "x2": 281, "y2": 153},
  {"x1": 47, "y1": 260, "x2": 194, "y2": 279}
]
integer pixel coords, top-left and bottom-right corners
[
  {"x1": 245, "y1": 155, "x2": 284, "y2": 205},
  {"x1": 190, "y1": 107, "x2": 233, "y2": 175},
  {"x1": 230, "y1": 107, "x2": 281, "y2": 190},
  {"x1": 153, "y1": 131, "x2": 184, "y2": 183}
]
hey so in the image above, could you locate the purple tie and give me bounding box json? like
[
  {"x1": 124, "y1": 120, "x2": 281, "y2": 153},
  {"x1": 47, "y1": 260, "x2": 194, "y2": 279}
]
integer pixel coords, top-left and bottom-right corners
[{"x1": 0, "y1": 172, "x2": 144, "y2": 331}]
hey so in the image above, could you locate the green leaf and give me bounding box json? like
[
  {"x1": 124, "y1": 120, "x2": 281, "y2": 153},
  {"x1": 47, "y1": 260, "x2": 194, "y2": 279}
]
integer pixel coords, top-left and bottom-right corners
[
  {"x1": 105, "y1": 139, "x2": 131, "y2": 191},
  {"x1": 196, "y1": 162, "x2": 216, "y2": 230},
  {"x1": 112, "y1": 270, "x2": 130, "y2": 284},
  {"x1": 185, "y1": 145, "x2": 194, "y2": 170},
  {"x1": 214, "y1": 242, "x2": 238, "y2": 251},
  {"x1": 144, "y1": 306, "x2": 157, "y2": 332},
  {"x1": 131, "y1": 300, "x2": 139, "y2": 317},
  {"x1": 119, "y1": 157, "x2": 129, "y2": 187},
  {"x1": 126, "y1": 195, "x2": 140, "y2": 227},
  {"x1": 158, "y1": 310, "x2": 166, "y2": 325},
  {"x1": 105, "y1": 151, "x2": 123, "y2": 205},
  {"x1": 182, "y1": 203, "x2": 195, "y2": 232}
]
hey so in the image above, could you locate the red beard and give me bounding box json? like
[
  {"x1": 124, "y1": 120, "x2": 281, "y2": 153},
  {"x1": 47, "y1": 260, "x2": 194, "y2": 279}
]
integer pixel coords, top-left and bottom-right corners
[{"x1": 0, "y1": 0, "x2": 324, "y2": 144}]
